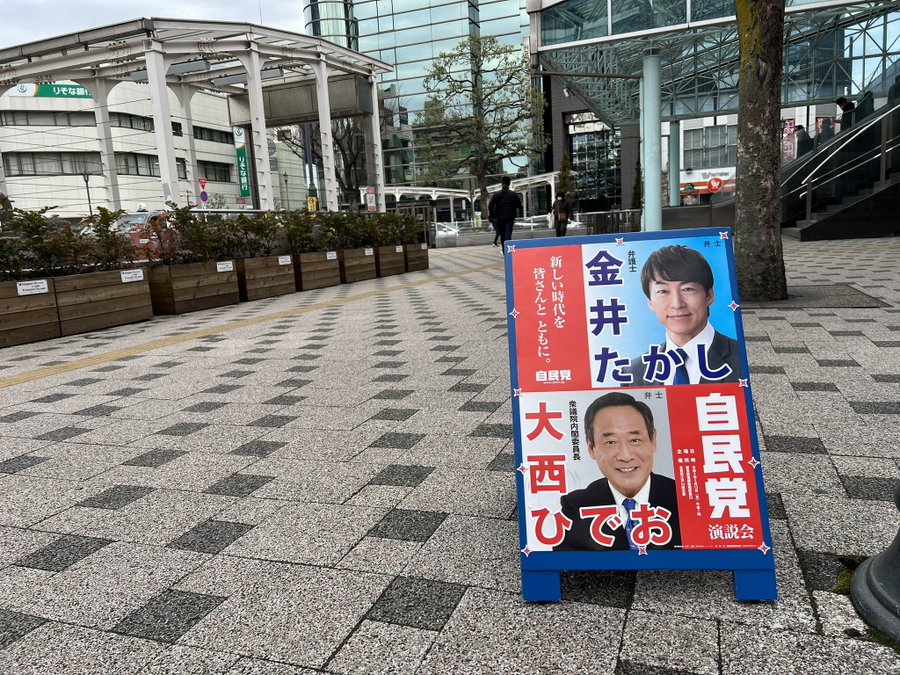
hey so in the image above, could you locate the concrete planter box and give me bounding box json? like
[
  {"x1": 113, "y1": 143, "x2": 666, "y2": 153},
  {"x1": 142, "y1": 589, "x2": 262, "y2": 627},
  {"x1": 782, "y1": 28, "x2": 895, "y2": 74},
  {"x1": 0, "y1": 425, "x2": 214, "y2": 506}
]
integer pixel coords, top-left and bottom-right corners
[
  {"x1": 294, "y1": 251, "x2": 341, "y2": 291},
  {"x1": 236, "y1": 255, "x2": 296, "y2": 302},
  {"x1": 54, "y1": 269, "x2": 153, "y2": 337},
  {"x1": 375, "y1": 245, "x2": 406, "y2": 278},
  {"x1": 148, "y1": 261, "x2": 240, "y2": 315},
  {"x1": 404, "y1": 243, "x2": 429, "y2": 272},
  {"x1": 339, "y1": 247, "x2": 377, "y2": 284},
  {"x1": 0, "y1": 278, "x2": 61, "y2": 348}
]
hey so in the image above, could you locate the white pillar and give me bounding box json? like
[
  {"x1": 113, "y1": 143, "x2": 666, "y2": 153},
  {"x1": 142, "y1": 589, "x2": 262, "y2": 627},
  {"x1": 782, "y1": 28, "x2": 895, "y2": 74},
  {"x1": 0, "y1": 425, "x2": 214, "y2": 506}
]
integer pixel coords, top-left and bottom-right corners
[
  {"x1": 239, "y1": 44, "x2": 274, "y2": 210},
  {"x1": 449, "y1": 197, "x2": 455, "y2": 225},
  {"x1": 177, "y1": 84, "x2": 199, "y2": 206},
  {"x1": 311, "y1": 57, "x2": 339, "y2": 211},
  {"x1": 86, "y1": 78, "x2": 122, "y2": 211},
  {"x1": 145, "y1": 45, "x2": 179, "y2": 205},
  {"x1": 367, "y1": 74, "x2": 386, "y2": 211},
  {"x1": 642, "y1": 49, "x2": 662, "y2": 231},
  {"x1": 549, "y1": 179, "x2": 556, "y2": 208},
  {"x1": 522, "y1": 190, "x2": 528, "y2": 217},
  {"x1": 668, "y1": 120, "x2": 681, "y2": 207}
]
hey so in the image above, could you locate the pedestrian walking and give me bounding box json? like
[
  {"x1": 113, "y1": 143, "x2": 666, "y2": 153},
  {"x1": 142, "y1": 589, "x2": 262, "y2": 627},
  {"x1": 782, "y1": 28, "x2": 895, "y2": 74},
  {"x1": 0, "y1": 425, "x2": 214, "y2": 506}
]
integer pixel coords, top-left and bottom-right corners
[
  {"x1": 552, "y1": 194, "x2": 570, "y2": 237},
  {"x1": 488, "y1": 176, "x2": 522, "y2": 250}
]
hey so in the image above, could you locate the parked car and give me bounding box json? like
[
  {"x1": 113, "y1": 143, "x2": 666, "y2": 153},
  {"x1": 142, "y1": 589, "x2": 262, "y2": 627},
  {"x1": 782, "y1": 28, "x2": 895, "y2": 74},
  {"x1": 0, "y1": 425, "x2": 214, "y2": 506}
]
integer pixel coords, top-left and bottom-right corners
[
  {"x1": 515, "y1": 214, "x2": 551, "y2": 229},
  {"x1": 80, "y1": 211, "x2": 166, "y2": 254}
]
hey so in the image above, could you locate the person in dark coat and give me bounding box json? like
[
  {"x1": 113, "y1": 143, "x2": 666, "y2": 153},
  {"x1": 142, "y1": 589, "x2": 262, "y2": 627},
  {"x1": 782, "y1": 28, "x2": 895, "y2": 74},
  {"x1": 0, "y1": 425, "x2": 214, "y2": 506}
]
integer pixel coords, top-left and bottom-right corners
[
  {"x1": 554, "y1": 392, "x2": 681, "y2": 552},
  {"x1": 552, "y1": 194, "x2": 570, "y2": 237},
  {"x1": 795, "y1": 125, "x2": 813, "y2": 157},
  {"x1": 488, "y1": 176, "x2": 522, "y2": 249},
  {"x1": 836, "y1": 97, "x2": 856, "y2": 132}
]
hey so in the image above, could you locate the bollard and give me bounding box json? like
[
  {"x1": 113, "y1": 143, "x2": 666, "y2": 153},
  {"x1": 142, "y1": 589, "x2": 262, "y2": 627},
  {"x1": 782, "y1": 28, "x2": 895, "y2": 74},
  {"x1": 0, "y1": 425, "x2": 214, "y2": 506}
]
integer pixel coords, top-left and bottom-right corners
[{"x1": 850, "y1": 481, "x2": 900, "y2": 641}]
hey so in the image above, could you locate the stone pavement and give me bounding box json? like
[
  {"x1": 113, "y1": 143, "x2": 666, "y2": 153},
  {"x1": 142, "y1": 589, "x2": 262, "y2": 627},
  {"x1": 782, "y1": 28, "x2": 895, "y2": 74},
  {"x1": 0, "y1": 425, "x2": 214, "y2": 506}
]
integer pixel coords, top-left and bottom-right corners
[{"x1": 0, "y1": 238, "x2": 898, "y2": 674}]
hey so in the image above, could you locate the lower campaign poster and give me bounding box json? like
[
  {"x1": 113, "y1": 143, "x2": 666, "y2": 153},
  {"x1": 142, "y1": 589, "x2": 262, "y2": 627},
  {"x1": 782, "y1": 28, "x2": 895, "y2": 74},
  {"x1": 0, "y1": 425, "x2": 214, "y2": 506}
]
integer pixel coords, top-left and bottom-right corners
[{"x1": 505, "y1": 228, "x2": 777, "y2": 602}]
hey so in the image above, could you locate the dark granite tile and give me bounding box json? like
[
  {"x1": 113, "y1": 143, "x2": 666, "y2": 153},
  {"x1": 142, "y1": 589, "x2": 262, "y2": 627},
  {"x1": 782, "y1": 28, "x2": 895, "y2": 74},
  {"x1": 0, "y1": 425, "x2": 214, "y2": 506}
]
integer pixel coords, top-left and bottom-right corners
[
  {"x1": 183, "y1": 401, "x2": 225, "y2": 413},
  {"x1": 561, "y1": 570, "x2": 636, "y2": 608},
  {"x1": 372, "y1": 389, "x2": 414, "y2": 401},
  {"x1": 113, "y1": 589, "x2": 226, "y2": 643},
  {"x1": 0, "y1": 609, "x2": 46, "y2": 650},
  {"x1": 15, "y1": 535, "x2": 113, "y2": 572},
  {"x1": 829, "y1": 330, "x2": 864, "y2": 336},
  {"x1": 441, "y1": 368, "x2": 477, "y2": 376},
  {"x1": 797, "y1": 550, "x2": 863, "y2": 593},
  {"x1": 616, "y1": 661, "x2": 705, "y2": 675},
  {"x1": 743, "y1": 335, "x2": 770, "y2": 342},
  {"x1": 123, "y1": 449, "x2": 186, "y2": 468},
  {"x1": 233, "y1": 358, "x2": 265, "y2": 365},
  {"x1": 450, "y1": 383, "x2": 487, "y2": 393},
  {"x1": 372, "y1": 374, "x2": 410, "y2": 383},
  {"x1": 370, "y1": 464, "x2": 434, "y2": 487},
  {"x1": 839, "y1": 476, "x2": 898, "y2": 502},
  {"x1": 369, "y1": 433, "x2": 425, "y2": 450},
  {"x1": 0, "y1": 411, "x2": 41, "y2": 423},
  {"x1": 369, "y1": 509, "x2": 447, "y2": 542},
  {"x1": 873, "y1": 341, "x2": 900, "y2": 348},
  {"x1": 92, "y1": 365, "x2": 125, "y2": 373},
  {"x1": 154, "y1": 361, "x2": 184, "y2": 369},
  {"x1": 248, "y1": 415, "x2": 297, "y2": 428},
  {"x1": 64, "y1": 378, "x2": 102, "y2": 386},
  {"x1": 816, "y1": 359, "x2": 859, "y2": 367},
  {"x1": 750, "y1": 366, "x2": 785, "y2": 375},
  {"x1": 274, "y1": 378, "x2": 312, "y2": 389},
  {"x1": 373, "y1": 361, "x2": 407, "y2": 369},
  {"x1": 791, "y1": 382, "x2": 839, "y2": 392},
  {"x1": 230, "y1": 440, "x2": 286, "y2": 457},
  {"x1": 428, "y1": 335, "x2": 453, "y2": 342},
  {"x1": 371, "y1": 408, "x2": 419, "y2": 422},
  {"x1": 286, "y1": 365, "x2": 317, "y2": 373},
  {"x1": 168, "y1": 519, "x2": 255, "y2": 555},
  {"x1": 765, "y1": 492, "x2": 787, "y2": 520},
  {"x1": 201, "y1": 384, "x2": 243, "y2": 395},
  {"x1": 471, "y1": 423, "x2": 513, "y2": 439},
  {"x1": 132, "y1": 373, "x2": 166, "y2": 382},
  {"x1": 262, "y1": 394, "x2": 306, "y2": 406},
  {"x1": 366, "y1": 577, "x2": 466, "y2": 631},
  {"x1": 487, "y1": 452, "x2": 515, "y2": 472},
  {"x1": 205, "y1": 473, "x2": 275, "y2": 498},
  {"x1": 292, "y1": 353, "x2": 322, "y2": 361},
  {"x1": 431, "y1": 345, "x2": 460, "y2": 352},
  {"x1": 790, "y1": 323, "x2": 822, "y2": 328},
  {"x1": 108, "y1": 387, "x2": 147, "y2": 397},
  {"x1": 77, "y1": 485, "x2": 154, "y2": 510},
  {"x1": 298, "y1": 343, "x2": 326, "y2": 350},
  {"x1": 373, "y1": 350, "x2": 403, "y2": 357},
  {"x1": 35, "y1": 427, "x2": 90, "y2": 442},
  {"x1": 157, "y1": 422, "x2": 208, "y2": 437},
  {"x1": 872, "y1": 374, "x2": 900, "y2": 383},
  {"x1": 74, "y1": 404, "x2": 121, "y2": 417},
  {"x1": 763, "y1": 435, "x2": 826, "y2": 454},
  {"x1": 30, "y1": 393, "x2": 74, "y2": 404},
  {"x1": 187, "y1": 346, "x2": 215, "y2": 353},
  {"x1": 850, "y1": 401, "x2": 900, "y2": 414},
  {"x1": 772, "y1": 346, "x2": 809, "y2": 354},
  {"x1": 436, "y1": 356, "x2": 466, "y2": 363},
  {"x1": 0, "y1": 455, "x2": 50, "y2": 474},
  {"x1": 218, "y1": 370, "x2": 255, "y2": 379},
  {"x1": 459, "y1": 401, "x2": 503, "y2": 413}
]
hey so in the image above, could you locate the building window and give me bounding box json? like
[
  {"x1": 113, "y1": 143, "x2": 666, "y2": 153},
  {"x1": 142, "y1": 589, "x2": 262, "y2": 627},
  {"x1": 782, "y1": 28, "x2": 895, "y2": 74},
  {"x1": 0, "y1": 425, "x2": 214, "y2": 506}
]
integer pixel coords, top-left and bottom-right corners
[
  {"x1": 2, "y1": 151, "x2": 101, "y2": 176},
  {"x1": 0, "y1": 110, "x2": 97, "y2": 126},
  {"x1": 194, "y1": 126, "x2": 232, "y2": 144},
  {"x1": 115, "y1": 153, "x2": 187, "y2": 179},
  {"x1": 684, "y1": 125, "x2": 737, "y2": 170},
  {"x1": 196, "y1": 160, "x2": 232, "y2": 182}
]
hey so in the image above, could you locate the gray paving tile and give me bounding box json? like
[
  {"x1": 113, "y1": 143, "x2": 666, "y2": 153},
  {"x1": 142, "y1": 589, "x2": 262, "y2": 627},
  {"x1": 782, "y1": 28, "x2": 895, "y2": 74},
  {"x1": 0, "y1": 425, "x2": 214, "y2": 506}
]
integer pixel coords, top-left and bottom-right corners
[
  {"x1": 560, "y1": 570, "x2": 636, "y2": 607},
  {"x1": 872, "y1": 374, "x2": 900, "y2": 383},
  {"x1": 0, "y1": 410, "x2": 41, "y2": 423},
  {"x1": 202, "y1": 384, "x2": 244, "y2": 395},
  {"x1": 76, "y1": 484, "x2": 155, "y2": 510},
  {"x1": 620, "y1": 610, "x2": 719, "y2": 675},
  {"x1": 791, "y1": 382, "x2": 840, "y2": 392},
  {"x1": 133, "y1": 372, "x2": 166, "y2": 381},
  {"x1": 0, "y1": 455, "x2": 50, "y2": 474},
  {"x1": 14, "y1": 534, "x2": 113, "y2": 572},
  {"x1": 157, "y1": 422, "x2": 209, "y2": 436},
  {"x1": 486, "y1": 451, "x2": 514, "y2": 472},
  {"x1": 108, "y1": 387, "x2": 148, "y2": 397},
  {"x1": 30, "y1": 393, "x2": 74, "y2": 403},
  {"x1": 274, "y1": 378, "x2": 313, "y2": 388},
  {"x1": 763, "y1": 435, "x2": 826, "y2": 454},
  {"x1": 183, "y1": 401, "x2": 225, "y2": 413},
  {"x1": 327, "y1": 620, "x2": 436, "y2": 675},
  {"x1": 839, "y1": 475, "x2": 898, "y2": 501},
  {"x1": 458, "y1": 400, "x2": 503, "y2": 413},
  {"x1": 369, "y1": 433, "x2": 425, "y2": 450},
  {"x1": 73, "y1": 404, "x2": 121, "y2": 416},
  {"x1": 123, "y1": 449, "x2": 186, "y2": 468},
  {"x1": 114, "y1": 589, "x2": 226, "y2": 643},
  {"x1": 35, "y1": 427, "x2": 91, "y2": 442},
  {"x1": 230, "y1": 440, "x2": 287, "y2": 457},
  {"x1": 219, "y1": 370, "x2": 255, "y2": 379},
  {"x1": 370, "y1": 464, "x2": 434, "y2": 487},
  {"x1": 262, "y1": 394, "x2": 306, "y2": 406},
  {"x1": 850, "y1": 401, "x2": 900, "y2": 414},
  {"x1": 64, "y1": 377, "x2": 103, "y2": 386},
  {"x1": 369, "y1": 509, "x2": 447, "y2": 542},
  {"x1": 168, "y1": 519, "x2": 255, "y2": 555},
  {"x1": 371, "y1": 408, "x2": 419, "y2": 421},
  {"x1": 367, "y1": 576, "x2": 466, "y2": 631},
  {"x1": 372, "y1": 389, "x2": 414, "y2": 400},
  {"x1": 0, "y1": 608, "x2": 46, "y2": 650},
  {"x1": 816, "y1": 359, "x2": 860, "y2": 367},
  {"x1": 248, "y1": 415, "x2": 298, "y2": 428},
  {"x1": 205, "y1": 473, "x2": 275, "y2": 497},
  {"x1": 470, "y1": 423, "x2": 513, "y2": 438},
  {"x1": 750, "y1": 366, "x2": 785, "y2": 374},
  {"x1": 766, "y1": 492, "x2": 787, "y2": 520}
]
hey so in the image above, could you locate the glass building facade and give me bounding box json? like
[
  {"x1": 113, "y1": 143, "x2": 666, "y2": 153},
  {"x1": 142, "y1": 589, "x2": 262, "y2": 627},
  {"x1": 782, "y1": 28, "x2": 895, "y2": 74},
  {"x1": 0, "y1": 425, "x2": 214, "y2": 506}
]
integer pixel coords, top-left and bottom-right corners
[{"x1": 305, "y1": 0, "x2": 528, "y2": 186}]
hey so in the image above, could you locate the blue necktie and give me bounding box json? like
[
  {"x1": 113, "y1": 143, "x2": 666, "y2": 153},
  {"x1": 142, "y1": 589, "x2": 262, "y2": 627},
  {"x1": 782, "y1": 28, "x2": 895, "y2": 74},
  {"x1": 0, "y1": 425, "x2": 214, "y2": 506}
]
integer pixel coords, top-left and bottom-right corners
[
  {"x1": 673, "y1": 347, "x2": 689, "y2": 385},
  {"x1": 623, "y1": 498, "x2": 638, "y2": 551}
]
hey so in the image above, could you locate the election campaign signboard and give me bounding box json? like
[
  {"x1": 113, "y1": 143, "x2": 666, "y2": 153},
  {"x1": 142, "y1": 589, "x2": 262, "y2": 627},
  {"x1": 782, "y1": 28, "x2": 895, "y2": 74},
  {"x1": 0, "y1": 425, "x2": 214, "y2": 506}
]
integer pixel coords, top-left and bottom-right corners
[{"x1": 504, "y1": 228, "x2": 776, "y2": 603}]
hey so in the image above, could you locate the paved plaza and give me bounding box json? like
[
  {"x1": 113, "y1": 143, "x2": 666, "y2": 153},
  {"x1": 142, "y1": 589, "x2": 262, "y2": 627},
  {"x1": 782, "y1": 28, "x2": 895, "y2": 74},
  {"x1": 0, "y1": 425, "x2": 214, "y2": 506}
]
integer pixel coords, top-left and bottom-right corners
[{"x1": 0, "y1": 238, "x2": 898, "y2": 674}]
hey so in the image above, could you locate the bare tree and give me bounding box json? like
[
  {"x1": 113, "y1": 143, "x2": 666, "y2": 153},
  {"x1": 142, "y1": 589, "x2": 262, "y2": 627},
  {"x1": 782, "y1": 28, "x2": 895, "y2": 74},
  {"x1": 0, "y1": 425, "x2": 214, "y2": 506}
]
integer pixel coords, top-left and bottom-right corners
[{"x1": 734, "y1": 0, "x2": 788, "y2": 301}]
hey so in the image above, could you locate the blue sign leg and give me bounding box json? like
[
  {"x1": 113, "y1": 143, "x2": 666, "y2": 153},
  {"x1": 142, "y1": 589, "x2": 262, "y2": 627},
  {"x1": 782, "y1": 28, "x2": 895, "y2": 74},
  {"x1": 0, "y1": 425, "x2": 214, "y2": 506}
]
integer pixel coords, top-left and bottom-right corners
[
  {"x1": 733, "y1": 569, "x2": 778, "y2": 602},
  {"x1": 522, "y1": 570, "x2": 562, "y2": 602}
]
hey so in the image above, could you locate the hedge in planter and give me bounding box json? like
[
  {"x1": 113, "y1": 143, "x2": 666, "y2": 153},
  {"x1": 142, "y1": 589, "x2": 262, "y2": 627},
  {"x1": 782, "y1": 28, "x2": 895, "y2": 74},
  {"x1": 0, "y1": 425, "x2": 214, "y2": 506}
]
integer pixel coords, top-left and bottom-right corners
[
  {"x1": 286, "y1": 210, "x2": 341, "y2": 291},
  {"x1": 368, "y1": 212, "x2": 422, "y2": 278},
  {"x1": 319, "y1": 212, "x2": 377, "y2": 284},
  {"x1": 228, "y1": 211, "x2": 296, "y2": 302}
]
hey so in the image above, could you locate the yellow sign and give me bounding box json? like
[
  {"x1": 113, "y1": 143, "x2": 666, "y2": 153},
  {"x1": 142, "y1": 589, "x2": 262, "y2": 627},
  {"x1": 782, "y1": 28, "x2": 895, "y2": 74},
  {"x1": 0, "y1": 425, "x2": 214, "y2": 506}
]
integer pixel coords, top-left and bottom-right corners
[{"x1": 307, "y1": 196, "x2": 318, "y2": 212}]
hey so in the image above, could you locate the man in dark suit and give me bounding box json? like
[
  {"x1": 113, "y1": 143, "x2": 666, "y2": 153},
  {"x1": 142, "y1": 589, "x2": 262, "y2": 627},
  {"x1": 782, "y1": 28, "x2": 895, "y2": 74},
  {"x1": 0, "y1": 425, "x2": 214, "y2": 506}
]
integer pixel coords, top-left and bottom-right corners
[
  {"x1": 554, "y1": 392, "x2": 680, "y2": 552},
  {"x1": 627, "y1": 245, "x2": 741, "y2": 386}
]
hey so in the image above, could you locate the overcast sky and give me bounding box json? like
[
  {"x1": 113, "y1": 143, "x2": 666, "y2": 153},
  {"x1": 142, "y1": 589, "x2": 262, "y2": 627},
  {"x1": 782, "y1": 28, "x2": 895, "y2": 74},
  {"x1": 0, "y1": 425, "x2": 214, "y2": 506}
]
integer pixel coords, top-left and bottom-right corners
[{"x1": 1, "y1": 1, "x2": 306, "y2": 50}]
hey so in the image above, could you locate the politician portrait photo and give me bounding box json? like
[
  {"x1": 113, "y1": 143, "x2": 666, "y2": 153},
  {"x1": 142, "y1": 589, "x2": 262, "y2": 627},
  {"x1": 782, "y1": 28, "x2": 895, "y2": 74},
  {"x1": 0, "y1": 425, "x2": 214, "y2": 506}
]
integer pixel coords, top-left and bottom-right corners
[
  {"x1": 554, "y1": 392, "x2": 681, "y2": 552},
  {"x1": 627, "y1": 245, "x2": 741, "y2": 386}
]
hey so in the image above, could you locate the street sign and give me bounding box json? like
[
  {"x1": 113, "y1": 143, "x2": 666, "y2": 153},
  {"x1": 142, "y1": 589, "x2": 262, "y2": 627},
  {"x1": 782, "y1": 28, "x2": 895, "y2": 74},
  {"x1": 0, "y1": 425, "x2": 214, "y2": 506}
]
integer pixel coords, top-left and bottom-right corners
[
  {"x1": 307, "y1": 196, "x2": 318, "y2": 212},
  {"x1": 198, "y1": 178, "x2": 207, "y2": 190},
  {"x1": 708, "y1": 177, "x2": 724, "y2": 193},
  {"x1": 366, "y1": 185, "x2": 377, "y2": 212},
  {"x1": 200, "y1": 191, "x2": 209, "y2": 203}
]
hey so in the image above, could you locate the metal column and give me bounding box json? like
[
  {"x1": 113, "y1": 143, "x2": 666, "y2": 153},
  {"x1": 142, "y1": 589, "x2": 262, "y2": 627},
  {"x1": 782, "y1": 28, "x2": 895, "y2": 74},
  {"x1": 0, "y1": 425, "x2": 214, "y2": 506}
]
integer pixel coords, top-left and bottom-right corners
[
  {"x1": 239, "y1": 44, "x2": 274, "y2": 210},
  {"x1": 367, "y1": 74, "x2": 386, "y2": 211},
  {"x1": 145, "y1": 45, "x2": 179, "y2": 205},
  {"x1": 642, "y1": 50, "x2": 662, "y2": 231},
  {"x1": 177, "y1": 84, "x2": 199, "y2": 205},
  {"x1": 311, "y1": 57, "x2": 339, "y2": 211},
  {"x1": 88, "y1": 78, "x2": 122, "y2": 211},
  {"x1": 668, "y1": 120, "x2": 681, "y2": 207}
]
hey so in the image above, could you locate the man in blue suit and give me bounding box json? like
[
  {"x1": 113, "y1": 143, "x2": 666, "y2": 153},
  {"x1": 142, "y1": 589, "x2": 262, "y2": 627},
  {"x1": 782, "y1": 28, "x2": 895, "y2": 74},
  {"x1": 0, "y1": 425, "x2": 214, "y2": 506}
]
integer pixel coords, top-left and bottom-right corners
[
  {"x1": 628, "y1": 245, "x2": 741, "y2": 386},
  {"x1": 554, "y1": 392, "x2": 680, "y2": 552}
]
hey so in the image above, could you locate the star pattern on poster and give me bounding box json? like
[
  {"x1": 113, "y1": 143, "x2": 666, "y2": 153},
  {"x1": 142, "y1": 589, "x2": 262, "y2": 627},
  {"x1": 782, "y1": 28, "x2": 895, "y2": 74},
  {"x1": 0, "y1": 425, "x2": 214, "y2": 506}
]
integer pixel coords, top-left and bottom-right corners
[
  {"x1": 521, "y1": 546, "x2": 532, "y2": 557},
  {"x1": 507, "y1": 244, "x2": 517, "y2": 253},
  {"x1": 748, "y1": 457, "x2": 760, "y2": 469},
  {"x1": 719, "y1": 231, "x2": 729, "y2": 240},
  {"x1": 739, "y1": 378, "x2": 749, "y2": 388},
  {"x1": 638, "y1": 546, "x2": 648, "y2": 556},
  {"x1": 509, "y1": 308, "x2": 520, "y2": 318},
  {"x1": 517, "y1": 463, "x2": 527, "y2": 475},
  {"x1": 513, "y1": 388, "x2": 523, "y2": 397},
  {"x1": 729, "y1": 301, "x2": 740, "y2": 311},
  {"x1": 615, "y1": 237, "x2": 625, "y2": 246},
  {"x1": 758, "y1": 542, "x2": 771, "y2": 555}
]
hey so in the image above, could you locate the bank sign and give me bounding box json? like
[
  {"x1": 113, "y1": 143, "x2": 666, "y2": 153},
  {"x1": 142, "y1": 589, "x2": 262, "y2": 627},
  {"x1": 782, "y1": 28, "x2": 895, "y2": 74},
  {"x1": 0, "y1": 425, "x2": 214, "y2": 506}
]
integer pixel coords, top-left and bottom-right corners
[
  {"x1": 233, "y1": 127, "x2": 252, "y2": 198},
  {"x1": 504, "y1": 228, "x2": 776, "y2": 603},
  {"x1": 7, "y1": 83, "x2": 92, "y2": 98}
]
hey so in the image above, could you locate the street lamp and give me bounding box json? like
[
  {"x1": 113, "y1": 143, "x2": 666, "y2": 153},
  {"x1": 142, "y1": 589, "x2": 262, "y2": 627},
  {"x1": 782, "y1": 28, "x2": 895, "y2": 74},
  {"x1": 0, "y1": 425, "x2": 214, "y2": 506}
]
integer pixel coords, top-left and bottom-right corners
[
  {"x1": 283, "y1": 171, "x2": 290, "y2": 210},
  {"x1": 82, "y1": 172, "x2": 93, "y2": 218}
]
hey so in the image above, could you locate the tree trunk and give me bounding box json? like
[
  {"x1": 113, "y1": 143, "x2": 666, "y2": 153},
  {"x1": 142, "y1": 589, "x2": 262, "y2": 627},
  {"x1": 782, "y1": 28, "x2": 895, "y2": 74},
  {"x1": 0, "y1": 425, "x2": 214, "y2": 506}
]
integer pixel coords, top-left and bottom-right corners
[{"x1": 734, "y1": 0, "x2": 788, "y2": 301}]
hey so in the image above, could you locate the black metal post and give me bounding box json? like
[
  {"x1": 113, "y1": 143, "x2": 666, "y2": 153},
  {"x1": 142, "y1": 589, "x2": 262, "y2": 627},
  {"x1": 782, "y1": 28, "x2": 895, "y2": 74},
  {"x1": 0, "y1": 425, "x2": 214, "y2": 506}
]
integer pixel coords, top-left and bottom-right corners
[
  {"x1": 283, "y1": 172, "x2": 290, "y2": 210},
  {"x1": 82, "y1": 172, "x2": 93, "y2": 218}
]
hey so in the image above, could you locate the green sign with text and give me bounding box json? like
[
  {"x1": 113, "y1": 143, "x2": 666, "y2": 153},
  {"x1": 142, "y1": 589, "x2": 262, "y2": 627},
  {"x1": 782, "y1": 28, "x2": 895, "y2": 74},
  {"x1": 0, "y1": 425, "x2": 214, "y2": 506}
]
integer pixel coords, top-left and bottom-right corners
[{"x1": 233, "y1": 127, "x2": 251, "y2": 198}]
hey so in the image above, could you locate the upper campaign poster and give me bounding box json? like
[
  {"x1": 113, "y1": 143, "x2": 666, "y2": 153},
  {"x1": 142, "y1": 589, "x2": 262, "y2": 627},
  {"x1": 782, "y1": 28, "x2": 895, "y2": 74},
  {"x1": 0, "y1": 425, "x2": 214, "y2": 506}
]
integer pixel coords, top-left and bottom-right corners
[{"x1": 505, "y1": 229, "x2": 775, "y2": 591}]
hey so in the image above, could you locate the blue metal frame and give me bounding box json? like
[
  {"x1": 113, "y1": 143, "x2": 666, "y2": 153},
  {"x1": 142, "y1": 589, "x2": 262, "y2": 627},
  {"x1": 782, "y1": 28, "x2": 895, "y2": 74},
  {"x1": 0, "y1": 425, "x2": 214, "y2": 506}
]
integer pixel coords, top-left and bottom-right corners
[{"x1": 504, "y1": 228, "x2": 777, "y2": 603}]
